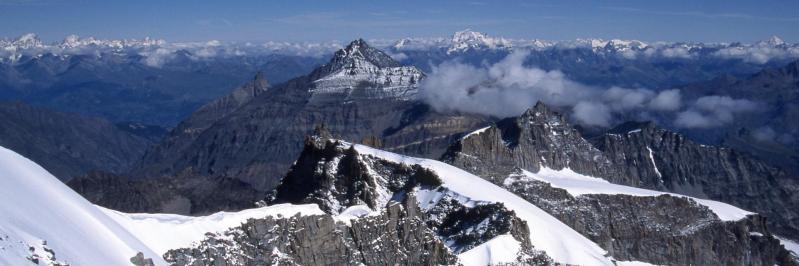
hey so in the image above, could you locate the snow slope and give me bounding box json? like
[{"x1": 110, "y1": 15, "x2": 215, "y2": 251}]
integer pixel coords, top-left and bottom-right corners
[
  {"x1": 457, "y1": 234, "x2": 522, "y2": 265},
  {"x1": 352, "y1": 143, "x2": 616, "y2": 265},
  {"x1": 515, "y1": 167, "x2": 752, "y2": 221},
  {"x1": 102, "y1": 204, "x2": 324, "y2": 255},
  {"x1": 0, "y1": 146, "x2": 165, "y2": 265},
  {"x1": 0, "y1": 145, "x2": 327, "y2": 265}
]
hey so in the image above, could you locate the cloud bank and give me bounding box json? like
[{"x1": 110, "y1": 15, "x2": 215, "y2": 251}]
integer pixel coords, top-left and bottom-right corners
[{"x1": 419, "y1": 51, "x2": 756, "y2": 128}]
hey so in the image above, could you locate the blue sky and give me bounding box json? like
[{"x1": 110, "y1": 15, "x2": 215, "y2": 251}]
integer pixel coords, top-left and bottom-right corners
[{"x1": 1, "y1": 0, "x2": 797, "y2": 43}]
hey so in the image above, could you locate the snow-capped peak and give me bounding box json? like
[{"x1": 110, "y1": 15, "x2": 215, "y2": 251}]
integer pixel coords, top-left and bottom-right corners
[
  {"x1": 759, "y1": 35, "x2": 786, "y2": 46},
  {"x1": 448, "y1": 29, "x2": 511, "y2": 54},
  {"x1": 607, "y1": 39, "x2": 648, "y2": 50},
  {"x1": 393, "y1": 38, "x2": 412, "y2": 50},
  {"x1": 309, "y1": 39, "x2": 424, "y2": 101},
  {"x1": 12, "y1": 33, "x2": 43, "y2": 49}
]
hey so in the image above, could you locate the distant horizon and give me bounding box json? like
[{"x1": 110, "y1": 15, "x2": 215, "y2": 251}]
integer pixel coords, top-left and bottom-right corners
[
  {"x1": 0, "y1": 30, "x2": 794, "y2": 45},
  {"x1": 0, "y1": 0, "x2": 797, "y2": 43}
]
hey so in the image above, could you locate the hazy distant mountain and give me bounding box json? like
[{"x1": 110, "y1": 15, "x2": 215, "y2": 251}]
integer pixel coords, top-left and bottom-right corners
[
  {"x1": 672, "y1": 60, "x2": 799, "y2": 174},
  {"x1": 0, "y1": 101, "x2": 151, "y2": 180},
  {"x1": 2, "y1": 30, "x2": 797, "y2": 128},
  {"x1": 0, "y1": 34, "x2": 326, "y2": 126}
]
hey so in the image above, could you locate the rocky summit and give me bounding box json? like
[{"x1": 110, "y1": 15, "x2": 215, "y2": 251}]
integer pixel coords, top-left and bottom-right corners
[
  {"x1": 443, "y1": 101, "x2": 799, "y2": 245},
  {"x1": 126, "y1": 39, "x2": 487, "y2": 208}
]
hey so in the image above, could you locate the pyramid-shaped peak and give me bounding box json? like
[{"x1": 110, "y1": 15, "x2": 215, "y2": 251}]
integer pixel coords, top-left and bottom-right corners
[
  {"x1": 334, "y1": 39, "x2": 400, "y2": 68},
  {"x1": 767, "y1": 35, "x2": 785, "y2": 45},
  {"x1": 758, "y1": 35, "x2": 785, "y2": 46}
]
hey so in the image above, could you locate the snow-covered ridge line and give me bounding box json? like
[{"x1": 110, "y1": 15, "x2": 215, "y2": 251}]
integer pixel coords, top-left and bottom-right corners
[
  {"x1": 101, "y1": 203, "x2": 325, "y2": 255},
  {"x1": 515, "y1": 167, "x2": 753, "y2": 221},
  {"x1": 348, "y1": 142, "x2": 616, "y2": 265},
  {"x1": 0, "y1": 33, "x2": 345, "y2": 65},
  {"x1": 4, "y1": 30, "x2": 798, "y2": 65},
  {"x1": 0, "y1": 145, "x2": 165, "y2": 265}
]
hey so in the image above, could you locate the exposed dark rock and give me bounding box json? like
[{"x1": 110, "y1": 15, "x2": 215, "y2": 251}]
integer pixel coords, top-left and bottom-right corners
[
  {"x1": 503, "y1": 169, "x2": 797, "y2": 266},
  {"x1": 442, "y1": 102, "x2": 618, "y2": 185},
  {"x1": 266, "y1": 137, "x2": 555, "y2": 264},
  {"x1": 592, "y1": 121, "x2": 799, "y2": 239},
  {"x1": 164, "y1": 194, "x2": 458, "y2": 266},
  {"x1": 130, "y1": 252, "x2": 155, "y2": 266},
  {"x1": 442, "y1": 102, "x2": 799, "y2": 264}
]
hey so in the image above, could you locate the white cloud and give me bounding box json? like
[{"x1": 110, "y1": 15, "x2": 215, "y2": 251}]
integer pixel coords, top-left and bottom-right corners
[
  {"x1": 418, "y1": 51, "x2": 692, "y2": 127},
  {"x1": 649, "y1": 89, "x2": 682, "y2": 111},
  {"x1": 675, "y1": 95, "x2": 759, "y2": 128}
]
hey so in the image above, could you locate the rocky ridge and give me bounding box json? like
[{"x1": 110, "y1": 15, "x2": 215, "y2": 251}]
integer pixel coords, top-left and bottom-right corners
[{"x1": 442, "y1": 101, "x2": 799, "y2": 264}]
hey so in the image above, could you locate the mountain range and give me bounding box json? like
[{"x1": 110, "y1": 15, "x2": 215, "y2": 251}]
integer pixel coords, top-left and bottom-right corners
[
  {"x1": 2, "y1": 33, "x2": 799, "y2": 265},
  {"x1": 2, "y1": 30, "x2": 798, "y2": 128}
]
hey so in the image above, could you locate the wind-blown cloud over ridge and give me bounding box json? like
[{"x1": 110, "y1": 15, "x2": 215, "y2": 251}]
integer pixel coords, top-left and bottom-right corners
[{"x1": 418, "y1": 51, "x2": 757, "y2": 128}]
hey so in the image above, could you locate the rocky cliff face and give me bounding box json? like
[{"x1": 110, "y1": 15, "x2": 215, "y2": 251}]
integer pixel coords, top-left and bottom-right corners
[
  {"x1": 441, "y1": 102, "x2": 799, "y2": 264},
  {"x1": 130, "y1": 39, "x2": 487, "y2": 198},
  {"x1": 164, "y1": 195, "x2": 459, "y2": 266},
  {"x1": 442, "y1": 102, "x2": 618, "y2": 184},
  {"x1": 502, "y1": 169, "x2": 797, "y2": 265},
  {"x1": 131, "y1": 72, "x2": 270, "y2": 179},
  {"x1": 0, "y1": 101, "x2": 152, "y2": 180},
  {"x1": 592, "y1": 121, "x2": 799, "y2": 239}
]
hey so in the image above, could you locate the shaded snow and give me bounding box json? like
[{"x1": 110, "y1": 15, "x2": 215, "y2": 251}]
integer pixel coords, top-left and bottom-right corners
[
  {"x1": 461, "y1": 126, "x2": 491, "y2": 140},
  {"x1": 522, "y1": 167, "x2": 753, "y2": 221},
  {"x1": 646, "y1": 147, "x2": 662, "y2": 180},
  {"x1": 0, "y1": 146, "x2": 165, "y2": 265},
  {"x1": 352, "y1": 143, "x2": 615, "y2": 265},
  {"x1": 777, "y1": 236, "x2": 799, "y2": 257}
]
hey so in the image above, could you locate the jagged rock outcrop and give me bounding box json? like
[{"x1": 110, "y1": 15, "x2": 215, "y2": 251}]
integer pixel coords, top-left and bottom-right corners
[
  {"x1": 441, "y1": 102, "x2": 618, "y2": 184},
  {"x1": 266, "y1": 136, "x2": 554, "y2": 264},
  {"x1": 164, "y1": 195, "x2": 459, "y2": 266},
  {"x1": 129, "y1": 39, "x2": 488, "y2": 206},
  {"x1": 592, "y1": 121, "x2": 799, "y2": 239},
  {"x1": 0, "y1": 101, "x2": 152, "y2": 180},
  {"x1": 502, "y1": 169, "x2": 797, "y2": 266}
]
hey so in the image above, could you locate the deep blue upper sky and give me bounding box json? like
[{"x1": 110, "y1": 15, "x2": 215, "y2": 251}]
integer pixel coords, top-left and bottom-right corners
[{"x1": 1, "y1": 0, "x2": 797, "y2": 43}]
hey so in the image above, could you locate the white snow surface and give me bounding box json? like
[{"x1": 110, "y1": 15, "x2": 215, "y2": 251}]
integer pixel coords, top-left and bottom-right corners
[
  {"x1": 102, "y1": 203, "x2": 324, "y2": 255},
  {"x1": 777, "y1": 236, "x2": 799, "y2": 257},
  {"x1": 0, "y1": 145, "x2": 329, "y2": 265},
  {"x1": 0, "y1": 146, "x2": 165, "y2": 265},
  {"x1": 351, "y1": 143, "x2": 616, "y2": 265},
  {"x1": 516, "y1": 167, "x2": 752, "y2": 221},
  {"x1": 615, "y1": 260, "x2": 659, "y2": 266},
  {"x1": 457, "y1": 234, "x2": 522, "y2": 266},
  {"x1": 461, "y1": 126, "x2": 491, "y2": 140}
]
